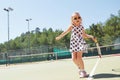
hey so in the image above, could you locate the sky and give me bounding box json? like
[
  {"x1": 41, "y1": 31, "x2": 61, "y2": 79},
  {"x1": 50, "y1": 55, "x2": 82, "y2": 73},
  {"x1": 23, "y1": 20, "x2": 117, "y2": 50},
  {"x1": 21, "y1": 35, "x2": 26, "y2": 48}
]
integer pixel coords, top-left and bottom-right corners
[{"x1": 0, "y1": 0, "x2": 120, "y2": 43}]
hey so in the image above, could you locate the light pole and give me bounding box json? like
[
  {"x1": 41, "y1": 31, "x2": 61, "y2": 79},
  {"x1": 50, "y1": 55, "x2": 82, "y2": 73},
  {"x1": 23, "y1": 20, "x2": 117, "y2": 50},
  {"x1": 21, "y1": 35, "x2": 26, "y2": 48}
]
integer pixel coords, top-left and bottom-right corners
[
  {"x1": 4, "y1": 7, "x2": 13, "y2": 48},
  {"x1": 26, "y1": 18, "x2": 32, "y2": 54},
  {"x1": 4, "y1": 7, "x2": 13, "y2": 66}
]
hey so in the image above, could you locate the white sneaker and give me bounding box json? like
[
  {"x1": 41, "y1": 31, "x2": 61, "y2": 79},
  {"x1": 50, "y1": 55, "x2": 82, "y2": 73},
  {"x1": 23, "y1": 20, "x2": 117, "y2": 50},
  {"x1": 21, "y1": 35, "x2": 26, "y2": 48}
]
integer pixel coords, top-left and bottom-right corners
[{"x1": 79, "y1": 71, "x2": 88, "y2": 78}]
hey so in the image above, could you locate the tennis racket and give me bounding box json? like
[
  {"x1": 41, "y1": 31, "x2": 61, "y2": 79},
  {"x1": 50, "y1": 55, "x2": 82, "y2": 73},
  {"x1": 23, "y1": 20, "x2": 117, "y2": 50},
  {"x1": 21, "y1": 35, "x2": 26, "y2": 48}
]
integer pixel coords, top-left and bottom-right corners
[
  {"x1": 94, "y1": 37, "x2": 102, "y2": 58},
  {"x1": 96, "y1": 42, "x2": 102, "y2": 58}
]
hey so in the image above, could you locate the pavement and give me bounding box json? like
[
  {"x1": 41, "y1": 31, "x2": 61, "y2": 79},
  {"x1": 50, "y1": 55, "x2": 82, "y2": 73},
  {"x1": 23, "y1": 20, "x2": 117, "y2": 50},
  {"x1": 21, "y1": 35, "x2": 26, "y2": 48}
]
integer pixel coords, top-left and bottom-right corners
[{"x1": 0, "y1": 54, "x2": 120, "y2": 80}]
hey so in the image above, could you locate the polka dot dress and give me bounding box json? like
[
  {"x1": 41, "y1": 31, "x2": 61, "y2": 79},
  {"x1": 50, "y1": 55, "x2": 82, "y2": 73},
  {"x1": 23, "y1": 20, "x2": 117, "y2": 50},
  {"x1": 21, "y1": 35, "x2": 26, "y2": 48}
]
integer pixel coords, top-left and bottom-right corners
[{"x1": 70, "y1": 25, "x2": 87, "y2": 53}]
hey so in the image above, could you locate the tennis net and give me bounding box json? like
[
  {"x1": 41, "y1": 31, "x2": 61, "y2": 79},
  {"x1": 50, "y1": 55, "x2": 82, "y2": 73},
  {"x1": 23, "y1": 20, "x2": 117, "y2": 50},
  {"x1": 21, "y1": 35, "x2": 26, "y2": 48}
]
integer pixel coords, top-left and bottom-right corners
[{"x1": 0, "y1": 43, "x2": 120, "y2": 65}]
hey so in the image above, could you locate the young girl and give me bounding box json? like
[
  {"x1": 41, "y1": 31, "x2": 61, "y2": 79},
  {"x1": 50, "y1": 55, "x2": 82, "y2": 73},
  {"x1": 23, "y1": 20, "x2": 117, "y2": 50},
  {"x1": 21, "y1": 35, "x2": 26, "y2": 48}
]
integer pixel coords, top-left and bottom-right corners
[{"x1": 56, "y1": 12, "x2": 96, "y2": 78}]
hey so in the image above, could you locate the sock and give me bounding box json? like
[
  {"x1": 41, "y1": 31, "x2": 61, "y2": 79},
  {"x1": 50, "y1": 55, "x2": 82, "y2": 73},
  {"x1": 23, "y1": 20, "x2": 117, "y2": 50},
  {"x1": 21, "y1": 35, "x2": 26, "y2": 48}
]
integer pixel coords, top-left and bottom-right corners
[
  {"x1": 78, "y1": 67, "x2": 84, "y2": 72},
  {"x1": 80, "y1": 69, "x2": 85, "y2": 72}
]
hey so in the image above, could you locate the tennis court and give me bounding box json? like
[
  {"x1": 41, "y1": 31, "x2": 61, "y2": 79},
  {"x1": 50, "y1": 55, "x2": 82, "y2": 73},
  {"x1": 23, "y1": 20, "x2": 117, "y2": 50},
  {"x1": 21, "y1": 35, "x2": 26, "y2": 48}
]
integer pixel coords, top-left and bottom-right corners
[{"x1": 0, "y1": 54, "x2": 120, "y2": 80}]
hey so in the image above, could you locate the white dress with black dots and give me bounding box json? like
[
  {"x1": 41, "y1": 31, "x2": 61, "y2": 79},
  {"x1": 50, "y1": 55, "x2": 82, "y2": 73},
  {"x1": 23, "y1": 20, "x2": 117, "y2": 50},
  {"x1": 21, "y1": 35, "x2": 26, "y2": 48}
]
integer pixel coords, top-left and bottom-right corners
[{"x1": 70, "y1": 25, "x2": 87, "y2": 53}]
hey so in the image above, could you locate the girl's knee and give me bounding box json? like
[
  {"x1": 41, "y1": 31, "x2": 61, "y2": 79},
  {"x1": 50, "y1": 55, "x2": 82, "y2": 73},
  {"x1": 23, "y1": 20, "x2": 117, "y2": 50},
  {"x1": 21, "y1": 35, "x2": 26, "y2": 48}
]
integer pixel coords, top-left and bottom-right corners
[
  {"x1": 72, "y1": 52, "x2": 77, "y2": 61},
  {"x1": 77, "y1": 58, "x2": 83, "y2": 62},
  {"x1": 77, "y1": 51, "x2": 83, "y2": 58},
  {"x1": 72, "y1": 57, "x2": 77, "y2": 62}
]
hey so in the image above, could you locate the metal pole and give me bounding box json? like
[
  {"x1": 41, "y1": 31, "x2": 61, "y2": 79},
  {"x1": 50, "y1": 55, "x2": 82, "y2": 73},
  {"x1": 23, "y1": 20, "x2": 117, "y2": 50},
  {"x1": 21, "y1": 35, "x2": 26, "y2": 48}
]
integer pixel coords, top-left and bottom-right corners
[
  {"x1": 28, "y1": 20, "x2": 30, "y2": 54},
  {"x1": 26, "y1": 19, "x2": 32, "y2": 54},
  {"x1": 4, "y1": 7, "x2": 13, "y2": 66},
  {"x1": 8, "y1": 10, "x2": 10, "y2": 51}
]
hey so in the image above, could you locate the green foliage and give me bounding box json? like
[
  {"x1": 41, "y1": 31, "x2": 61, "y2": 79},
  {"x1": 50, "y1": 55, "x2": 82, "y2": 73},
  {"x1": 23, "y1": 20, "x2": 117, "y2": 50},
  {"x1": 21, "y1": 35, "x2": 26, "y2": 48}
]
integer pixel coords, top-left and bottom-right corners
[
  {"x1": 0, "y1": 10, "x2": 120, "y2": 53},
  {"x1": 86, "y1": 10, "x2": 120, "y2": 46}
]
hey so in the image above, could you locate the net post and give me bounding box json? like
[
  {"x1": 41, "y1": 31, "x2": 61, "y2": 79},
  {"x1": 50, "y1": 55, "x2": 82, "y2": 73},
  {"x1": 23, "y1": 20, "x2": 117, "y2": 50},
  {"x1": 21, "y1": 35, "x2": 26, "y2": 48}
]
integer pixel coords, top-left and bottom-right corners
[{"x1": 54, "y1": 53, "x2": 57, "y2": 60}]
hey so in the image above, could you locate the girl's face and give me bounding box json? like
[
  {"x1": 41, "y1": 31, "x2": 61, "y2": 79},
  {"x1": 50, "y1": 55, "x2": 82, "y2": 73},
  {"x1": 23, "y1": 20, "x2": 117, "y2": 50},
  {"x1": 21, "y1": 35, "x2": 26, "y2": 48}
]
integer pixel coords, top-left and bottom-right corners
[{"x1": 72, "y1": 13, "x2": 82, "y2": 26}]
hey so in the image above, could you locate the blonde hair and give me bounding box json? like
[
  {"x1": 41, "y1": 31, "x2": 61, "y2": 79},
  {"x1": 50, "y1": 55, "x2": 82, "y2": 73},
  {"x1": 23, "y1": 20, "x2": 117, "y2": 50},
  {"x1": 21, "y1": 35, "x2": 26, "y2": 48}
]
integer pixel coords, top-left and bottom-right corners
[
  {"x1": 71, "y1": 12, "x2": 80, "y2": 17},
  {"x1": 71, "y1": 12, "x2": 82, "y2": 25}
]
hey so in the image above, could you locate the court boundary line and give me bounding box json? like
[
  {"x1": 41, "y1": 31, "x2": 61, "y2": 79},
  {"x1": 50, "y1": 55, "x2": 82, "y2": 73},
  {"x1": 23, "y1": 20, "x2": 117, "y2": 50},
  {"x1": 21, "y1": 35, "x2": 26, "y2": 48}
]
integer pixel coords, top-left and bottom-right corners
[{"x1": 87, "y1": 58, "x2": 101, "y2": 80}]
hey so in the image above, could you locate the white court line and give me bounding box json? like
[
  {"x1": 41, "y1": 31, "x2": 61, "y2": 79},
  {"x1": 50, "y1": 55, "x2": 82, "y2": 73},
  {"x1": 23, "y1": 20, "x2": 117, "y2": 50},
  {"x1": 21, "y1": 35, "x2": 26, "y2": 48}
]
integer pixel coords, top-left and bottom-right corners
[{"x1": 87, "y1": 58, "x2": 101, "y2": 80}]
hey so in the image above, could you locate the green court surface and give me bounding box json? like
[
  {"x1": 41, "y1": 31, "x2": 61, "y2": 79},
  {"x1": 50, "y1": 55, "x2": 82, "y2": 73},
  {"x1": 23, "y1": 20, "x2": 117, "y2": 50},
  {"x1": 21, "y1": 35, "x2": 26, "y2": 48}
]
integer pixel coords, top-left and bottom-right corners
[{"x1": 0, "y1": 54, "x2": 120, "y2": 80}]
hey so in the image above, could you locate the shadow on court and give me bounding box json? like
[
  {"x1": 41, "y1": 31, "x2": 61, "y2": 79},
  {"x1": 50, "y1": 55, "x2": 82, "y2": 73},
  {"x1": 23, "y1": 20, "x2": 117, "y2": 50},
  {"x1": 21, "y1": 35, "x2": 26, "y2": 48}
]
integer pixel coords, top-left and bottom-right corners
[{"x1": 93, "y1": 73, "x2": 120, "y2": 79}]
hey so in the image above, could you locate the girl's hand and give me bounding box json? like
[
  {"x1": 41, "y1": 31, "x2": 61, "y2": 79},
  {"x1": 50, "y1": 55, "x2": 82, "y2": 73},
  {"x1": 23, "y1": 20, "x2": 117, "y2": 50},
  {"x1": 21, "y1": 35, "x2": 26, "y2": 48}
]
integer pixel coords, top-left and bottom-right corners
[
  {"x1": 88, "y1": 35, "x2": 98, "y2": 43},
  {"x1": 55, "y1": 36, "x2": 61, "y2": 41},
  {"x1": 92, "y1": 37, "x2": 98, "y2": 43}
]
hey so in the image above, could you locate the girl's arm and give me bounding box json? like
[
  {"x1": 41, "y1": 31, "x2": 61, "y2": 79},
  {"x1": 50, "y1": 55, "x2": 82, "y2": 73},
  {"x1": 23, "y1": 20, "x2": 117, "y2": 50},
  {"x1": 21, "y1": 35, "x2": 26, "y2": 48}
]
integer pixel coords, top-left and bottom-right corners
[
  {"x1": 82, "y1": 29, "x2": 97, "y2": 43},
  {"x1": 56, "y1": 25, "x2": 72, "y2": 40}
]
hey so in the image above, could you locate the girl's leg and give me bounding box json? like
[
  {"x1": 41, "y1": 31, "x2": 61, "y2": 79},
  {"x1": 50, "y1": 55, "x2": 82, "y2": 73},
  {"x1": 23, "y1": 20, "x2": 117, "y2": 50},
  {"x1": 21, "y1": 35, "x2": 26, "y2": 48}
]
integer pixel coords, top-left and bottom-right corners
[
  {"x1": 71, "y1": 51, "x2": 84, "y2": 69},
  {"x1": 76, "y1": 51, "x2": 84, "y2": 70},
  {"x1": 77, "y1": 51, "x2": 88, "y2": 77},
  {"x1": 72, "y1": 52, "x2": 79, "y2": 67}
]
